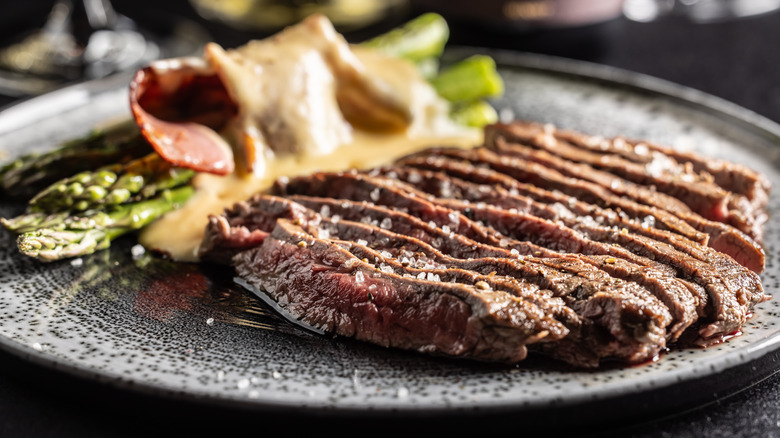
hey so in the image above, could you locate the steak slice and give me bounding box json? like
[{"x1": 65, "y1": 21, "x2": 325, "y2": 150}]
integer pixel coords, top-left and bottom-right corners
[
  {"x1": 530, "y1": 121, "x2": 771, "y2": 214},
  {"x1": 198, "y1": 194, "x2": 320, "y2": 263},
  {"x1": 487, "y1": 132, "x2": 762, "y2": 244},
  {"x1": 384, "y1": 155, "x2": 706, "y2": 246},
  {"x1": 337, "y1": 240, "x2": 601, "y2": 367},
  {"x1": 234, "y1": 219, "x2": 564, "y2": 364},
  {"x1": 212, "y1": 120, "x2": 771, "y2": 369},
  {"x1": 397, "y1": 148, "x2": 703, "y2": 243},
  {"x1": 401, "y1": 147, "x2": 766, "y2": 274}
]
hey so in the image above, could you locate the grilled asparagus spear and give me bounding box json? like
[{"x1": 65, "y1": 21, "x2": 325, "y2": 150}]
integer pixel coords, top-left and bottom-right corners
[
  {"x1": 16, "y1": 185, "x2": 194, "y2": 261},
  {"x1": 0, "y1": 120, "x2": 151, "y2": 200},
  {"x1": 363, "y1": 16, "x2": 504, "y2": 127},
  {"x1": 361, "y1": 12, "x2": 450, "y2": 63},
  {"x1": 27, "y1": 153, "x2": 195, "y2": 214},
  {"x1": 430, "y1": 55, "x2": 505, "y2": 103}
]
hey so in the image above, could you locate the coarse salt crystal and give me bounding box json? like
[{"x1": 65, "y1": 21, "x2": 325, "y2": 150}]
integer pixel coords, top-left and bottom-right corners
[
  {"x1": 131, "y1": 244, "x2": 146, "y2": 258},
  {"x1": 380, "y1": 217, "x2": 392, "y2": 229}
]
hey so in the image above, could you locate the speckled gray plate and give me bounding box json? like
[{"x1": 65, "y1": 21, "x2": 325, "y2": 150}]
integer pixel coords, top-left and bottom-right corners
[{"x1": 0, "y1": 49, "x2": 779, "y2": 420}]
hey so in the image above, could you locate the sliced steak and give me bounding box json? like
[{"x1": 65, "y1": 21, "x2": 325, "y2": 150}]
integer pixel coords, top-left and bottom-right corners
[
  {"x1": 487, "y1": 130, "x2": 762, "y2": 244},
  {"x1": 383, "y1": 165, "x2": 758, "y2": 301},
  {"x1": 536, "y1": 121, "x2": 771, "y2": 212},
  {"x1": 217, "y1": 194, "x2": 672, "y2": 365},
  {"x1": 214, "y1": 119, "x2": 771, "y2": 369},
  {"x1": 278, "y1": 170, "x2": 765, "y2": 344},
  {"x1": 382, "y1": 155, "x2": 706, "y2": 246},
  {"x1": 234, "y1": 219, "x2": 565, "y2": 364},
  {"x1": 399, "y1": 148, "x2": 765, "y2": 274},
  {"x1": 290, "y1": 194, "x2": 701, "y2": 343},
  {"x1": 309, "y1": 215, "x2": 671, "y2": 365}
]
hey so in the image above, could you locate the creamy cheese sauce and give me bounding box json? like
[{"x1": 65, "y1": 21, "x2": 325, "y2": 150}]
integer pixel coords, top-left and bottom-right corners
[
  {"x1": 139, "y1": 131, "x2": 480, "y2": 261},
  {"x1": 138, "y1": 15, "x2": 482, "y2": 261}
]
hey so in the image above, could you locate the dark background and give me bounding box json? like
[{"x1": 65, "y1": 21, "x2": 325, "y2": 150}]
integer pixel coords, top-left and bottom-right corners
[{"x1": 0, "y1": 1, "x2": 779, "y2": 436}]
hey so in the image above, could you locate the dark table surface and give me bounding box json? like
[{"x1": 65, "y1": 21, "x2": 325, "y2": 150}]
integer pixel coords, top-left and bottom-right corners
[{"x1": 1, "y1": 1, "x2": 779, "y2": 437}]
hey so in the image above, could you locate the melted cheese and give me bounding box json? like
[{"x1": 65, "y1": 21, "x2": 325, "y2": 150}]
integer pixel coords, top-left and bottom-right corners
[
  {"x1": 140, "y1": 130, "x2": 480, "y2": 262},
  {"x1": 138, "y1": 15, "x2": 482, "y2": 262}
]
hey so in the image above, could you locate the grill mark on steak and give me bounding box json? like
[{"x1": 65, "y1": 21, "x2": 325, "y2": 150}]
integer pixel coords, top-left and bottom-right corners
[
  {"x1": 234, "y1": 219, "x2": 568, "y2": 364},
  {"x1": 490, "y1": 136, "x2": 696, "y2": 216},
  {"x1": 289, "y1": 194, "x2": 700, "y2": 343},
  {"x1": 397, "y1": 148, "x2": 702, "y2": 242},
  {"x1": 487, "y1": 129, "x2": 763, "y2": 244},
  {"x1": 400, "y1": 148, "x2": 766, "y2": 274},
  {"x1": 538, "y1": 121, "x2": 771, "y2": 212},
  {"x1": 382, "y1": 165, "x2": 758, "y2": 306}
]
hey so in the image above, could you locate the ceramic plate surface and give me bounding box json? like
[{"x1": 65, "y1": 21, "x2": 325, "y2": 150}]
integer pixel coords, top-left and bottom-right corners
[{"x1": 0, "y1": 49, "x2": 779, "y2": 417}]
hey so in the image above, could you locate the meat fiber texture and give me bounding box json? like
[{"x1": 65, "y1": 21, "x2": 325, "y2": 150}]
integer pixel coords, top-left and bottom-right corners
[{"x1": 199, "y1": 120, "x2": 771, "y2": 369}]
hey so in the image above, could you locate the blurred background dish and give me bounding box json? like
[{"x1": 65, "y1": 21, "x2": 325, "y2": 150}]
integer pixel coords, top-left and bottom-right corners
[
  {"x1": 188, "y1": 0, "x2": 410, "y2": 32},
  {"x1": 623, "y1": 0, "x2": 780, "y2": 23},
  {"x1": 0, "y1": 0, "x2": 210, "y2": 97},
  {"x1": 410, "y1": 0, "x2": 626, "y2": 32}
]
